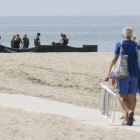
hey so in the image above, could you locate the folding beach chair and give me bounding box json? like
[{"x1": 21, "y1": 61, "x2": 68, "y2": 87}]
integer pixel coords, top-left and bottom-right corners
[{"x1": 97, "y1": 82, "x2": 117, "y2": 123}]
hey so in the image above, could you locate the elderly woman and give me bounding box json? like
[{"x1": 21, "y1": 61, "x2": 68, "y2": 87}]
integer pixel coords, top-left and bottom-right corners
[
  {"x1": 120, "y1": 34, "x2": 137, "y2": 121},
  {"x1": 106, "y1": 27, "x2": 138, "y2": 126}
]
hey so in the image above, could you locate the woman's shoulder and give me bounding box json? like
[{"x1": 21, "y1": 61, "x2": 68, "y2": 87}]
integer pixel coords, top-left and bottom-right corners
[
  {"x1": 115, "y1": 42, "x2": 121, "y2": 48},
  {"x1": 116, "y1": 41, "x2": 121, "y2": 45},
  {"x1": 132, "y1": 41, "x2": 137, "y2": 46}
]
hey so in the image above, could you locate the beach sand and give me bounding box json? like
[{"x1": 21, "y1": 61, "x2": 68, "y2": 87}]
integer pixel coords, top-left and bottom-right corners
[
  {"x1": 0, "y1": 106, "x2": 140, "y2": 140},
  {"x1": 0, "y1": 53, "x2": 140, "y2": 114},
  {"x1": 0, "y1": 52, "x2": 140, "y2": 139}
]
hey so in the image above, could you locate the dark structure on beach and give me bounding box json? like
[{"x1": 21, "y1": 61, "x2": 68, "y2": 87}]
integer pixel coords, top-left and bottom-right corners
[{"x1": 0, "y1": 45, "x2": 98, "y2": 53}]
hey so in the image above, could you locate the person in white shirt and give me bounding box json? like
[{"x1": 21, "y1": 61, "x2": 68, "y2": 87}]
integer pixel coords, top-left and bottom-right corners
[
  {"x1": 52, "y1": 33, "x2": 64, "y2": 45},
  {"x1": 59, "y1": 33, "x2": 63, "y2": 43}
]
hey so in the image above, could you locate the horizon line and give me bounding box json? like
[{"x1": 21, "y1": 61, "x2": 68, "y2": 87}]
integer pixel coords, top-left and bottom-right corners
[{"x1": 0, "y1": 15, "x2": 140, "y2": 17}]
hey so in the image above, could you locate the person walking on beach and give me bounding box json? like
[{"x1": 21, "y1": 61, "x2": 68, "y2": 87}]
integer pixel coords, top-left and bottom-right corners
[
  {"x1": 13, "y1": 35, "x2": 20, "y2": 49},
  {"x1": 11, "y1": 35, "x2": 15, "y2": 48},
  {"x1": 105, "y1": 27, "x2": 138, "y2": 126},
  {"x1": 22, "y1": 34, "x2": 29, "y2": 49},
  {"x1": 34, "y1": 33, "x2": 41, "y2": 47},
  {"x1": 119, "y1": 34, "x2": 137, "y2": 121}
]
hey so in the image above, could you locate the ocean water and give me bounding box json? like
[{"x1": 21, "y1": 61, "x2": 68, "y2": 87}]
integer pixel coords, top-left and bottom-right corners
[{"x1": 0, "y1": 16, "x2": 140, "y2": 52}]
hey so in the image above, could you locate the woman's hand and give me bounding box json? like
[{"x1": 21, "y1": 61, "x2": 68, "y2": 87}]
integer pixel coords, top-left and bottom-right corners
[
  {"x1": 105, "y1": 75, "x2": 110, "y2": 81},
  {"x1": 106, "y1": 54, "x2": 118, "y2": 82}
]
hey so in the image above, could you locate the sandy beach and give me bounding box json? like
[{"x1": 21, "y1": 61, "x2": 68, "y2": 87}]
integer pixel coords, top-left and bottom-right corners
[
  {"x1": 1, "y1": 106, "x2": 140, "y2": 140},
  {"x1": 0, "y1": 52, "x2": 140, "y2": 139}
]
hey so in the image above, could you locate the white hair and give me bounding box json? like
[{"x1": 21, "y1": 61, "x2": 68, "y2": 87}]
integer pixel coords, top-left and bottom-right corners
[{"x1": 123, "y1": 27, "x2": 133, "y2": 38}]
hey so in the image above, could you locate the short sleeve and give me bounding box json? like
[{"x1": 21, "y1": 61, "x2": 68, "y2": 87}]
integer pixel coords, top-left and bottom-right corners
[{"x1": 114, "y1": 42, "x2": 121, "y2": 54}]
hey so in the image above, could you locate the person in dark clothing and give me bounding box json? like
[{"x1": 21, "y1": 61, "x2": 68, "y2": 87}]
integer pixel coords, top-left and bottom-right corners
[
  {"x1": 34, "y1": 33, "x2": 41, "y2": 47},
  {"x1": 62, "y1": 34, "x2": 69, "y2": 45},
  {"x1": 16, "y1": 34, "x2": 22, "y2": 44},
  {"x1": 11, "y1": 35, "x2": 15, "y2": 48},
  {"x1": 22, "y1": 34, "x2": 29, "y2": 49},
  {"x1": 0, "y1": 36, "x2": 1, "y2": 46},
  {"x1": 13, "y1": 36, "x2": 20, "y2": 49}
]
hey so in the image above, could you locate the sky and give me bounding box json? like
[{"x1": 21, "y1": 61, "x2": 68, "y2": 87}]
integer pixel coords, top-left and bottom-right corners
[{"x1": 0, "y1": 0, "x2": 140, "y2": 16}]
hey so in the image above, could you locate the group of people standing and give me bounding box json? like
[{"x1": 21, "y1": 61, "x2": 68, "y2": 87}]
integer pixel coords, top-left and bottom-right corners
[
  {"x1": 10, "y1": 33, "x2": 41, "y2": 49},
  {"x1": 11, "y1": 34, "x2": 30, "y2": 49},
  {"x1": 2, "y1": 33, "x2": 68, "y2": 48}
]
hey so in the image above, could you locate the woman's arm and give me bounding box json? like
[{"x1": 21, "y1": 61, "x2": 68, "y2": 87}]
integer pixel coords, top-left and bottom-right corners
[
  {"x1": 105, "y1": 54, "x2": 119, "y2": 82},
  {"x1": 62, "y1": 39, "x2": 64, "y2": 45}
]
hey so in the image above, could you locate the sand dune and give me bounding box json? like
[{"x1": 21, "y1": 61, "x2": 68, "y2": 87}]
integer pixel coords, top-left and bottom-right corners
[
  {"x1": 0, "y1": 52, "x2": 140, "y2": 139},
  {"x1": 0, "y1": 53, "x2": 140, "y2": 114}
]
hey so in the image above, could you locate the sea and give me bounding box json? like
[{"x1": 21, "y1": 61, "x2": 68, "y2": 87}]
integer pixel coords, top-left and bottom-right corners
[{"x1": 0, "y1": 16, "x2": 140, "y2": 52}]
